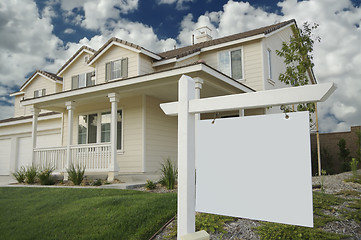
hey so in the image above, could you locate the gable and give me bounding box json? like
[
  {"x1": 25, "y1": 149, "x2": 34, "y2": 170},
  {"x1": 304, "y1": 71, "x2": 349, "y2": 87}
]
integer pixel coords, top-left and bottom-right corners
[{"x1": 22, "y1": 74, "x2": 59, "y2": 99}]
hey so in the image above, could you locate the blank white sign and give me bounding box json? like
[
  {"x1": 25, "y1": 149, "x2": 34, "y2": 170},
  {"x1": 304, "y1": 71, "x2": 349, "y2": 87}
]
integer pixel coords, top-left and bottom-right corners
[{"x1": 195, "y1": 112, "x2": 313, "y2": 227}]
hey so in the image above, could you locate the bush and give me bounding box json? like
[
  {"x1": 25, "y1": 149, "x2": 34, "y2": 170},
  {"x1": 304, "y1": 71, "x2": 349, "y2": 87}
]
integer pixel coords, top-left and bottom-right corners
[
  {"x1": 350, "y1": 158, "x2": 359, "y2": 179},
  {"x1": 38, "y1": 165, "x2": 55, "y2": 185},
  {"x1": 91, "y1": 179, "x2": 102, "y2": 186},
  {"x1": 145, "y1": 180, "x2": 156, "y2": 190},
  {"x1": 12, "y1": 167, "x2": 26, "y2": 183},
  {"x1": 66, "y1": 163, "x2": 85, "y2": 185},
  {"x1": 159, "y1": 158, "x2": 178, "y2": 190},
  {"x1": 338, "y1": 138, "x2": 351, "y2": 172},
  {"x1": 25, "y1": 165, "x2": 38, "y2": 184}
]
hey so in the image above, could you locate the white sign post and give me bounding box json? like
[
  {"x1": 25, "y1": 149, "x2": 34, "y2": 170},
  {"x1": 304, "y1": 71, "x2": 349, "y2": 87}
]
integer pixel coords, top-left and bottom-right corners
[{"x1": 160, "y1": 75, "x2": 336, "y2": 239}]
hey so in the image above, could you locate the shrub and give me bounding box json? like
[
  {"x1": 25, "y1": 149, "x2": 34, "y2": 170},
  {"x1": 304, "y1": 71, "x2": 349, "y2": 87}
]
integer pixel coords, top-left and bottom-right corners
[
  {"x1": 12, "y1": 167, "x2": 26, "y2": 183},
  {"x1": 159, "y1": 158, "x2": 178, "y2": 190},
  {"x1": 320, "y1": 169, "x2": 327, "y2": 194},
  {"x1": 350, "y1": 158, "x2": 359, "y2": 179},
  {"x1": 25, "y1": 165, "x2": 38, "y2": 184},
  {"x1": 338, "y1": 138, "x2": 351, "y2": 172},
  {"x1": 91, "y1": 179, "x2": 102, "y2": 186},
  {"x1": 38, "y1": 165, "x2": 55, "y2": 185},
  {"x1": 145, "y1": 180, "x2": 156, "y2": 190},
  {"x1": 66, "y1": 163, "x2": 85, "y2": 185}
]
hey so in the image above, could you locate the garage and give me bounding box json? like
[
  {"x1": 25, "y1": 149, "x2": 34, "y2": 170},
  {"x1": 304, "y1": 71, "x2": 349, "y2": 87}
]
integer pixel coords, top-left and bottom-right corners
[{"x1": 0, "y1": 139, "x2": 11, "y2": 175}]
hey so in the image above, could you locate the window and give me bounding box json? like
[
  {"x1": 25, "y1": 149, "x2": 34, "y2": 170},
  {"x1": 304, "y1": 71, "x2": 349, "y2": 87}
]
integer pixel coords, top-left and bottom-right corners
[
  {"x1": 218, "y1": 49, "x2": 243, "y2": 80},
  {"x1": 72, "y1": 72, "x2": 94, "y2": 89},
  {"x1": 105, "y1": 58, "x2": 128, "y2": 81},
  {"x1": 78, "y1": 110, "x2": 123, "y2": 150},
  {"x1": 34, "y1": 89, "x2": 46, "y2": 98},
  {"x1": 267, "y1": 49, "x2": 272, "y2": 80}
]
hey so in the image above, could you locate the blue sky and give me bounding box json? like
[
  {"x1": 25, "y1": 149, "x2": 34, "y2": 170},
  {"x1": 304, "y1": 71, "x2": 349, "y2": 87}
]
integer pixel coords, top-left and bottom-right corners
[{"x1": 0, "y1": 0, "x2": 361, "y2": 133}]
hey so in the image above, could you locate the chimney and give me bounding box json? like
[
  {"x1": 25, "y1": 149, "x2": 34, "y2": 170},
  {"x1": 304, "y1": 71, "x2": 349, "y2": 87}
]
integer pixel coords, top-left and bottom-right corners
[{"x1": 195, "y1": 26, "x2": 212, "y2": 43}]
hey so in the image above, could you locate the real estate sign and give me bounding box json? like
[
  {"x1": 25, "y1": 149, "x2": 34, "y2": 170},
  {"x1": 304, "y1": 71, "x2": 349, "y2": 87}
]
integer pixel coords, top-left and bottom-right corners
[{"x1": 195, "y1": 112, "x2": 313, "y2": 227}]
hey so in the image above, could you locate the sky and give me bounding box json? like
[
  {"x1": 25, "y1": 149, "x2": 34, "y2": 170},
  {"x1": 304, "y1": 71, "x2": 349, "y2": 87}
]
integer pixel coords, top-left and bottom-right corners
[{"x1": 0, "y1": 0, "x2": 360, "y2": 133}]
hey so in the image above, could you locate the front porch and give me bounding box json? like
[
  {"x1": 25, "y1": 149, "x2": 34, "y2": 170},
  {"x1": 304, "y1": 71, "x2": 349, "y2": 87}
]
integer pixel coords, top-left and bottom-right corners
[{"x1": 34, "y1": 143, "x2": 111, "y2": 173}]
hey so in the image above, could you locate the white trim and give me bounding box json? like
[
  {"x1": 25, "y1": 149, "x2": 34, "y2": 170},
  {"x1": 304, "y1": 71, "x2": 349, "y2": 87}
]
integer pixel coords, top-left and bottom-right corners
[
  {"x1": 22, "y1": 64, "x2": 253, "y2": 107},
  {"x1": 142, "y1": 95, "x2": 146, "y2": 173},
  {"x1": 152, "y1": 57, "x2": 177, "y2": 67},
  {"x1": 202, "y1": 34, "x2": 264, "y2": 53},
  {"x1": 9, "y1": 91, "x2": 25, "y2": 97},
  {"x1": 152, "y1": 52, "x2": 200, "y2": 67},
  {"x1": 58, "y1": 49, "x2": 95, "y2": 76},
  {"x1": 88, "y1": 41, "x2": 161, "y2": 66}
]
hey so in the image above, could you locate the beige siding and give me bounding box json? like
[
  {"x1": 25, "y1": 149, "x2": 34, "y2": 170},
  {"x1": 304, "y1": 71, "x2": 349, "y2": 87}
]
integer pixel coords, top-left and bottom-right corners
[
  {"x1": 94, "y1": 45, "x2": 139, "y2": 84},
  {"x1": 62, "y1": 52, "x2": 95, "y2": 91},
  {"x1": 243, "y1": 40, "x2": 264, "y2": 91},
  {"x1": 175, "y1": 55, "x2": 200, "y2": 67},
  {"x1": 13, "y1": 95, "x2": 29, "y2": 117},
  {"x1": 145, "y1": 95, "x2": 177, "y2": 172},
  {"x1": 63, "y1": 95, "x2": 143, "y2": 173},
  {"x1": 23, "y1": 75, "x2": 59, "y2": 99},
  {"x1": 139, "y1": 54, "x2": 154, "y2": 75}
]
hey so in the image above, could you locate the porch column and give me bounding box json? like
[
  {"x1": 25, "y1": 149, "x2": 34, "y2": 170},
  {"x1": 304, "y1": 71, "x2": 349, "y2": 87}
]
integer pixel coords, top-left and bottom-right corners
[
  {"x1": 64, "y1": 101, "x2": 75, "y2": 181},
  {"x1": 194, "y1": 77, "x2": 203, "y2": 120},
  {"x1": 31, "y1": 107, "x2": 40, "y2": 165},
  {"x1": 108, "y1": 93, "x2": 120, "y2": 182}
]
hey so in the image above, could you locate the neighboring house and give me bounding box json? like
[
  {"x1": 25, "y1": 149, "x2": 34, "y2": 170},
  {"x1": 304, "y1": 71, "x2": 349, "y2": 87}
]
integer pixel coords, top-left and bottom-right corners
[{"x1": 0, "y1": 19, "x2": 315, "y2": 181}]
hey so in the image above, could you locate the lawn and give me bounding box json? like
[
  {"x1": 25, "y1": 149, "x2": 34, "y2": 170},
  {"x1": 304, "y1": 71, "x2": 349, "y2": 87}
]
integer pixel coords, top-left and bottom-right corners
[{"x1": 0, "y1": 187, "x2": 177, "y2": 240}]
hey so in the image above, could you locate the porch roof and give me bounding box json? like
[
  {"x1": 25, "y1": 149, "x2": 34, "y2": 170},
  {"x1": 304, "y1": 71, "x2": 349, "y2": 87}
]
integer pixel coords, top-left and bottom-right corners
[{"x1": 21, "y1": 62, "x2": 254, "y2": 112}]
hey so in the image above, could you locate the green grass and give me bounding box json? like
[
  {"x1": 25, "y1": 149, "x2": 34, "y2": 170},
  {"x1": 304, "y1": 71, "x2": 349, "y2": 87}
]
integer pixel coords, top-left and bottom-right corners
[{"x1": 0, "y1": 187, "x2": 177, "y2": 240}]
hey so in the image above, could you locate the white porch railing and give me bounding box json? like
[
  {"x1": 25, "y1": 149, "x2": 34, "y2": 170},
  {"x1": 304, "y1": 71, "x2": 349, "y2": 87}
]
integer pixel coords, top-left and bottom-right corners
[
  {"x1": 34, "y1": 143, "x2": 111, "y2": 172},
  {"x1": 34, "y1": 146, "x2": 67, "y2": 171},
  {"x1": 70, "y1": 143, "x2": 111, "y2": 171}
]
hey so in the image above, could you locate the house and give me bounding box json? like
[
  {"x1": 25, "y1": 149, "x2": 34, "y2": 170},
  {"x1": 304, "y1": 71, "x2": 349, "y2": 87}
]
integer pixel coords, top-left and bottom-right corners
[{"x1": 0, "y1": 19, "x2": 315, "y2": 181}]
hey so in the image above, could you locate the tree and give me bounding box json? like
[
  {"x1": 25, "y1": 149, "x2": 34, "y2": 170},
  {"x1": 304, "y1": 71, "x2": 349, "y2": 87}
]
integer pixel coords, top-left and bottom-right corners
[
  {"x1": 338, "y1": 138, "x2": 351, "y2": 172},
  {"x1": 276, "y1": 22, "x2": 320, "y2": 115},
  {"x1": 276, "y1": 21, "x2": 322, "y2": 175}
]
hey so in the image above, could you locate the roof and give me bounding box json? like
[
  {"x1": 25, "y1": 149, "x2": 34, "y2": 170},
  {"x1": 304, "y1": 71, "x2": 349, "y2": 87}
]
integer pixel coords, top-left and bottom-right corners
[
  {"x1": 56, "y1": 46, "x2": 96, "y2": 75},
  {"x1": 19, "y1": 70, "x2": 63, "y2": 91},
  {"x1": 0, "y1": 112, "x2": 60, "y2": 125},
  {"x1": 158, "y1": 19, "x2": 296, "y2": 60},
  {"x1": 87, "y1": 37, "x2": 161, "y2": 65}
]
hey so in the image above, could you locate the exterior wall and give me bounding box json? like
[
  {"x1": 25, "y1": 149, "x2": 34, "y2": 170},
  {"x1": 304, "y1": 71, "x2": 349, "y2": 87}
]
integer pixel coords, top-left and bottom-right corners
[
  {"x1": 23, "y1": 75, "x2": 59, "y2": 99},
  {"x1": 138, "y1": 54, "x2": 154, "y2": 75},
  {"x1": 0, "y1": 116, "x2": 62, "y2": 175},
  {"x1": 310, "y1": 126, "x2": 361, "y2": 174},
  {"x1": 62, "y1": 52, "x2": 95, "y2": 91},
  {"x1": 63, "y1": 95, "x2": 144, "y2": 173},
  {"x1": 94, "y1": 45, "x2": 139, "y2": 84},
  {"x1": 174, "y1": 55, "x2": 200, "y2": 68},
  {"x1": 145, "y1": 95, "x2": 178, "y2": 173},
  {"x1": 199, "y1": 39, "x2": 264, "y2": 91},
  {"x1": 13, "y1": 95, "x2": 30, "y2": 117}
]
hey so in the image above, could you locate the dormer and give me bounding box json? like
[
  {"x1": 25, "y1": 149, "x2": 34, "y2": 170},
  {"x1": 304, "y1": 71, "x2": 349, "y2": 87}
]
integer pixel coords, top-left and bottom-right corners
[
  {"x1": 87, "y1": 38, "x2": 161, "y2": 84},
  {"x1": 57, "y1": 46, "x2": 96, "y2": 91}
]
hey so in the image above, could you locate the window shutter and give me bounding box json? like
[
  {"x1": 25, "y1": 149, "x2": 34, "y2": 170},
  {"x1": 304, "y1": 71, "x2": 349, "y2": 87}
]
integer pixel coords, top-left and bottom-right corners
[
  {"x1": 72, "y1": 75, "x2": 79, "y2": 89},
  {"x1": 86, "y1": 72, "x2": 93, "y2": 86},
  {"x1": 121, "y1": 58, "x2": 128, "y2": 78},
  {"x1": 34, "y1": 90, "x2": 38, "y2": 98},
  {"x1": 41, "y1": 89, "x2": 46, "y2": 96},
  {"x1": 105, "y1": 62, "x2": 111, "y2": 81}
]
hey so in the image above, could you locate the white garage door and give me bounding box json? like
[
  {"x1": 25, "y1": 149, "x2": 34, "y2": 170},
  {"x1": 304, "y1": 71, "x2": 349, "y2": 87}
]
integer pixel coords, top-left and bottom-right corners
[
  {"x1": 18, "y1": 137, "x2": 32, "y2": 169},
  {"x1": 0, "y1": 139, "x2": 11, "y2": 175}
]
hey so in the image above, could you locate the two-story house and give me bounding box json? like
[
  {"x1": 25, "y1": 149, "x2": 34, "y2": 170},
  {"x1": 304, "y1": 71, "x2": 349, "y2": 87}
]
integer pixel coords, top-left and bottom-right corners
[{"x1": 0, "y1": 19, "x2": 315, "y2": 181}]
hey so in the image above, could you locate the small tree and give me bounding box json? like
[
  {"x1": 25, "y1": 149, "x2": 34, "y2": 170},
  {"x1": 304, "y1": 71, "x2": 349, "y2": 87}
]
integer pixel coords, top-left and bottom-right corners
[{"x1": 338, "y1": 138, "x2": 351, "y2": 172}]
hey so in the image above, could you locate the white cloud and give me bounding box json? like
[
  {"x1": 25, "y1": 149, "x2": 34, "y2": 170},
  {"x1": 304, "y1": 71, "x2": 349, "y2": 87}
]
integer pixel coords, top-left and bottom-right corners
[
  {"x1": 157, "y1": 0, "x2": 194, "y2": 10},
  {"x1": 64, "y1": 28, "x2": 75, "y2": 34},
  {"x1": 59, "y1": 0, "x2": 139, "y2": 30}
]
